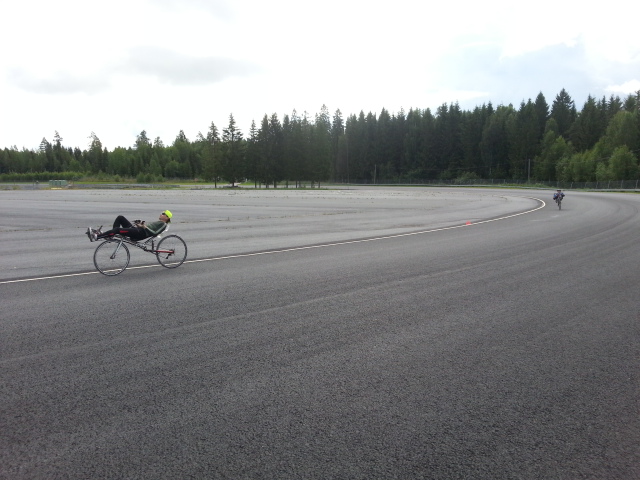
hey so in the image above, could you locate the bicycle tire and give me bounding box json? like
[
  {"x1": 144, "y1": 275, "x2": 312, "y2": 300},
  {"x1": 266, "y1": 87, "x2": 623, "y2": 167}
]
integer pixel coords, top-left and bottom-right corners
[
  {"x1": 558, "y1": 199, "x2": 562, "y2": 210},
  {"x1": 155, "y1": 235, "x2": 187, "y2": 268},
  {"x1": 94, "y1": 240, "x2": 130, "y2": 276}
]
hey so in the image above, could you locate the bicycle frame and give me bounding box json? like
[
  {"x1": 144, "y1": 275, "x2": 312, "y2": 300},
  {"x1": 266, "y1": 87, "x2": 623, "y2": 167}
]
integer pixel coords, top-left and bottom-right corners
[
  {"x1": 93, "y1": 229, "x2": 187, "y2": 276},
  {"x1": 108, "y1": 234, "x2": 164, "y2": 255}
]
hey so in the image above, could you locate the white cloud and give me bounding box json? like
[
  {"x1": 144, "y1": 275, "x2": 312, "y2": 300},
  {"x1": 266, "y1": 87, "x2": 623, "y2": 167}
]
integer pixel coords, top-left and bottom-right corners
[
  {"x1": 605, "y1": 80, "x2": 640, "y2": 95},
  {"x1": 7, "y1": 68, "x2": 111, "y2": 95},
  {"x1": 119, "y1": 46, "x2": 262, "y2": 86}
]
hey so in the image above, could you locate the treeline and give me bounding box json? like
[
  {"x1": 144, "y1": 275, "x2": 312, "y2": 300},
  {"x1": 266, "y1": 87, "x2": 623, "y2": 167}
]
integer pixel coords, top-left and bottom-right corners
[{"x1": 1, "y1": 89, "x2": 639, "y2": 185}]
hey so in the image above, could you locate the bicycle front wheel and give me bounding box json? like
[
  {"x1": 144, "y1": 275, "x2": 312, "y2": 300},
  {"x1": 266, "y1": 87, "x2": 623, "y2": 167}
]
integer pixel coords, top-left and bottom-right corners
[
  {"x1": 156, "y1": 235, "x2": 187, "y2": 268},
  {"x1": 94, "y1": 240, "x2": 130, "y2": 276}
]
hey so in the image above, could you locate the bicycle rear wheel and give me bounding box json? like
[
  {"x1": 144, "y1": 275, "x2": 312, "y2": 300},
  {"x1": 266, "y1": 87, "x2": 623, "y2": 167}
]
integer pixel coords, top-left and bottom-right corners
[
  {"x1": 156, "y1": 235, "x2": 187, "y2": 268},
  {"x1": 94, "y1": 240, "x2": 130, "y2": 276}
]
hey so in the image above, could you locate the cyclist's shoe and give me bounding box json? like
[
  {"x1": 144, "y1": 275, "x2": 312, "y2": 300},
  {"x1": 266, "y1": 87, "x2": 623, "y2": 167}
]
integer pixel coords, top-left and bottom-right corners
[{"x1": 88, "y1": 227, "x2": 101, "y2": 242}]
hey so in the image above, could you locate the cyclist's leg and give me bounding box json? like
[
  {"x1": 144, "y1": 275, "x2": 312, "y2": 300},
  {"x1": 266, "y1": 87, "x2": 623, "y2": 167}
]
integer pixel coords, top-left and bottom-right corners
[
  {"x1": 96, "y1": 216, "x2": 137, "y2": 239},
  {"x1": 126, "y1": 228, "x2": 147, "y2": 241},
  {"x1": 98, "y1": 226, "x2": 146, "y2": 240},
  {"x1": 113, "y1": 215, "x2": 133, "y2": 229}
]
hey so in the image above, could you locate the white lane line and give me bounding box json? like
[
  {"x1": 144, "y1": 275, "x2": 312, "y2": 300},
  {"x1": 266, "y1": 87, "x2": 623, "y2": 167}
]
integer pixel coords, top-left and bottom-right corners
[{"x1": 0, "y1": 197, "x2": 546, "y2": 285}]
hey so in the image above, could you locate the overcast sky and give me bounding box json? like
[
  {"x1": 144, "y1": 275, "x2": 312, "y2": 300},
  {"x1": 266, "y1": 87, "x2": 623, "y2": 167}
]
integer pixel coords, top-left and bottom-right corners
[{"x1": 2, "y1": 0, "x2": 639, "y2": 151}]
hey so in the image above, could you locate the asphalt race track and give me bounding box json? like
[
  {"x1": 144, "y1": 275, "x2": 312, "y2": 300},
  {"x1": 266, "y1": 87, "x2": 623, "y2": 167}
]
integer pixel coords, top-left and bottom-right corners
[{"x1": 1, "y1": 187, "x2": 639, "y2": 479}]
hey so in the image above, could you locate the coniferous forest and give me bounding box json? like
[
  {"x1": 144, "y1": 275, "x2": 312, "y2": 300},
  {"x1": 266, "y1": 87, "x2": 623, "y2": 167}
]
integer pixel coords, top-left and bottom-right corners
[{"x1": 1, "y1": 88, "x2": 639, "y2": 186}]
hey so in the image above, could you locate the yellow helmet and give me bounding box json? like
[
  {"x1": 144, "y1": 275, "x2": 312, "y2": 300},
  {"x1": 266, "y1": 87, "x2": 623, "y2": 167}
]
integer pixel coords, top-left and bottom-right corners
[{"x1": 163, "y1": 210, "x2": 173, "y2": 219}]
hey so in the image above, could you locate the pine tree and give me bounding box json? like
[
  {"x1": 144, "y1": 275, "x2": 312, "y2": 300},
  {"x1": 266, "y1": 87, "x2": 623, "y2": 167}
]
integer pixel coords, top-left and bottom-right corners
[
  {"x1": 87, "y1": 132, "x2": 104, "y2": 173},
  {"x1": 481, "y1": 105, "x2": 513, "y2": 178},
  {"x1": 550, "y1": 88, "x2": 576, "y2": 139},
  {"x1": 571, "y1": 95, "x2": 605, "y2": 151},
  {"x1": 460, "y1": 106, "x2": 486, "y2": 176},
  {"x1": 268, "y1": 113, "x2": 284, "y2": 186},
  {"x1": 607, "y1": 95, "x2": 623, "y2": 120},
  {"x1": 331, "y1": 109, "x2": 345, "y2": 180},
  {"x1": 202, "y1": 122, "x2": 220, "y2": 183},
  {"x1": 533, "y1": 92, "x2": 549, "y2": 139},
  {"x1": 245, "y1": 120, "x2": 260, "y2": 187},
  {"x1": 220, "y1": 114, "x2": 244, "y2": 186},
  {"x1": 310, "y1": 105, "x2": 332, "y2": 186},
  {"x1": 134, "y1": 130, "x2": 153, "y2": 174},
  {"x1": 508, "y1": 99, "x2": 540, "y2": 178}
]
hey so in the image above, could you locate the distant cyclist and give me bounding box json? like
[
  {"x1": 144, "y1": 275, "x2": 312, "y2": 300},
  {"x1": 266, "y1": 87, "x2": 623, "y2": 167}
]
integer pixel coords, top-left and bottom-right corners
[
  {"x1": 553, "y1": 189, "x2": 565, "y2": 202},
  {"x1": 87, "y1": 210, "x2": 172, "y2": 242}
]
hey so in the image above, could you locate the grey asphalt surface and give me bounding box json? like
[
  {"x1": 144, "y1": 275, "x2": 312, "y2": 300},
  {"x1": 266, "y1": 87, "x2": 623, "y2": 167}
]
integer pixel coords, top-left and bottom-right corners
[{"x1": 1, "y1": 187, "x2": 638, "y2": 479}]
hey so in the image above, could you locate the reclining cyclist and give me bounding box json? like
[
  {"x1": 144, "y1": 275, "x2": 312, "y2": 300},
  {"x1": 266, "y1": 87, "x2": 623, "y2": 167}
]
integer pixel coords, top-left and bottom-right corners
[
  {"x1": 553, "y1": 189, "x2": 565, "y2": 202},
  {"x1": 87, "y1": 210, "x2": 172, "y2": 242}
]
